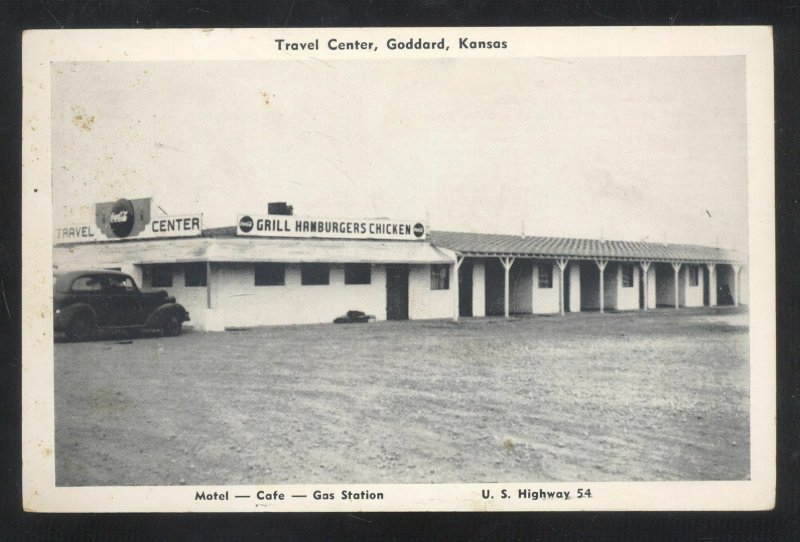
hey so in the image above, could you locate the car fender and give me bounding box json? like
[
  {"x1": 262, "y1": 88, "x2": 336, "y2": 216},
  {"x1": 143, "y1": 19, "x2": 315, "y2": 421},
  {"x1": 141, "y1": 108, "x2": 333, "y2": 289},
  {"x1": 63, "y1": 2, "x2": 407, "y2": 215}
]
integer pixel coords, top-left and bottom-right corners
[
  {"x1": 144, "y1": 303, "x2": 189, "y2": 329},
  {"x1": 55, "y1": 303, "x2": 96, "y2": 330}
]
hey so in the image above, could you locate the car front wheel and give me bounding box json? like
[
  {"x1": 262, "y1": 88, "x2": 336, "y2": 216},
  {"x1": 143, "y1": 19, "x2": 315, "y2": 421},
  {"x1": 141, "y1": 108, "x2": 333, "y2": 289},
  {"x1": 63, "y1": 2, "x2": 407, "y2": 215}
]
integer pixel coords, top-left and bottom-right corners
[
  {"x1": 67, "y1": 313, "x2": 96, "y2": 341},
  {"x1": 163, "y1": 313, "x2": 183, "y2": 337}
]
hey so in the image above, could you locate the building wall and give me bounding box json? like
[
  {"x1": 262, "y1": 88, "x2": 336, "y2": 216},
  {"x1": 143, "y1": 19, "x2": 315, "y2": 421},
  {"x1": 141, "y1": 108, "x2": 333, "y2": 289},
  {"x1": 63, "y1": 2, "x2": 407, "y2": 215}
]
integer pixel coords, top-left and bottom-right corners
[
  {"x1": 739, "y1": 266, "x2": 749, "y2": 305},
  {"x1": 613, "y1": 262, "x2": 639, "y2": 311},
  {"x1": 716, "y1": 263, "x2": 747, "y2": 305},
  {"x1": 123, "y1": 264, "x2": 143, "y2": 287},
  {"x1": 568, "y1": 262, "x2": 581, "y2": 313},
  {"x1": 707, "y1": 264, "x2": 718, "y2": 306},
  {"x1": 532, "y1": 260, "x2": 560, "y2": 314},
  {"x1": 603, "y1": 263, "x2": 619, "y2": 310},
  {"x1": 140, "y1": 263, "x2": 210, "y2": 330},
  {"x1": 206, "y1": 262, "x2": 388, "y2": 329},
  {"x1": 680, "y1": 264, "x2": 705, "y2": 307},
  {"x1": 645, "y1": 265, "x2": 657, "y2": 309},
  {"x1": 472, "y1": 259, "x2": 486, "y2": 317},
  {"x1": 510, "y1": 260, "x2": 533, "y2": 314},
  {"x1": 408, "y1": 264, "x2": 453, "y2": 320},
  {"x1": 656, "y1": 263, "x2": 677, "y2": 307}
]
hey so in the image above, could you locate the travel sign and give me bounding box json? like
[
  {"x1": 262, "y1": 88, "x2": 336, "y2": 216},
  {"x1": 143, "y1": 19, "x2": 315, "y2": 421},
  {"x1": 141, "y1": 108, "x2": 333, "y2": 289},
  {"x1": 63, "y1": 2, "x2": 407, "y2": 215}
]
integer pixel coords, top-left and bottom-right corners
[
  {"x1": 237, "y1": 215, "x2": 427, "y2": 241},
  {"x1": 54, "y1": 198, "x2": 202, "y2": 243}
]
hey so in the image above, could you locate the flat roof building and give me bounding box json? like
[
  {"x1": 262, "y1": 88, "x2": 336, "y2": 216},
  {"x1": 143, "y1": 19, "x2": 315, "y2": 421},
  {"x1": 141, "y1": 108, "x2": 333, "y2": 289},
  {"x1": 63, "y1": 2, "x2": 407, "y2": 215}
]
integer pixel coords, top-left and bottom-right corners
[{"x1": 53, "y1": 201, "x2": 746, "y2": 332}]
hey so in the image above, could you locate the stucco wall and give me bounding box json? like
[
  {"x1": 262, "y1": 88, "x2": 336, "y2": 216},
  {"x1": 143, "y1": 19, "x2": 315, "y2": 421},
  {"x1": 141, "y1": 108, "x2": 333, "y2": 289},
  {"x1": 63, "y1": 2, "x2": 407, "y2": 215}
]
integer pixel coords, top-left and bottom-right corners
[
  {"x1": 140, "y1": 263, "x2": 210, "y2": 330},
  {"x1": 408, "y1": 264, "x2": 453, "y2": 320},
  {"x1": 707, "y1": 264, "x2": 718, "y2": 306},
  {"x1": 532, "y1": 261, "x2": 559, "y2": 314},
  {"x1": 568, "y1": 263, "x2": 581, "y2": 313},
  {"x1": 615, "y1": 263, "x2": 640, "y2": 311},
  {"x1": 472, "y1": 259, "x2": 486, "y2": 317},
  {"x1": 680, "y1": 264, "x2": 705, "y2": 307},
  {"x1": 739, "y1": 266, "x2": 749, "y2": 305},
  {"x1": 205, "y1": 262, "x2": 388, "y2": 329},
  {"x1": 645, "y1": 265, "x2": 657, "y2": 309},
  {"x1": 603, "y1": 263, "x2": 618, "y2": 310}
]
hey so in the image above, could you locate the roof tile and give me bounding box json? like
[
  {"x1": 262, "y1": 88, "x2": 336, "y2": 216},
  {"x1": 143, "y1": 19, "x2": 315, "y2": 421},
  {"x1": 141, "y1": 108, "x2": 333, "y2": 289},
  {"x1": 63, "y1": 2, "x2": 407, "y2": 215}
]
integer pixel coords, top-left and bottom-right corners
[{"x1": 429, "y1": 231, "x2": 743, "y2": 263}]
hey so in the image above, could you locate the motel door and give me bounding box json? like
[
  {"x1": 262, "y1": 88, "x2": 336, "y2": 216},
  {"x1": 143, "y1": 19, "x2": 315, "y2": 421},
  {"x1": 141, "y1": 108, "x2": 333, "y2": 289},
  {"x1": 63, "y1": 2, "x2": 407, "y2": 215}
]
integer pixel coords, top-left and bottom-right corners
[
  {"x1": 458, "y1": 259, "x2": 473, "y2": 317},
  {"x1": 386, "y1": 266, "x2": 409, "y2": 320}
]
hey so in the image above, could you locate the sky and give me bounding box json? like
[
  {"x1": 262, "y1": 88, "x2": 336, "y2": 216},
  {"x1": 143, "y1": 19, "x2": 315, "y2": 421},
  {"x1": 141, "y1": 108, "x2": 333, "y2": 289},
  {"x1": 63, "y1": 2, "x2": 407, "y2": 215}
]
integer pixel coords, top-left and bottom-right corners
[{"x1": 51, "y1": 56, "x2": 749, "y2": 251}]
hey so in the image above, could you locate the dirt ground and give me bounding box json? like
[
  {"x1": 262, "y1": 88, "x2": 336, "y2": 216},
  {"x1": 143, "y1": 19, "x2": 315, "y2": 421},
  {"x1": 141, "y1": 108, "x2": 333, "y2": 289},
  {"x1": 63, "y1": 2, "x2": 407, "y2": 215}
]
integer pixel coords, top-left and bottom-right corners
[{"x1": 54, "y1": 307, "x2": 750, "y2": 486}]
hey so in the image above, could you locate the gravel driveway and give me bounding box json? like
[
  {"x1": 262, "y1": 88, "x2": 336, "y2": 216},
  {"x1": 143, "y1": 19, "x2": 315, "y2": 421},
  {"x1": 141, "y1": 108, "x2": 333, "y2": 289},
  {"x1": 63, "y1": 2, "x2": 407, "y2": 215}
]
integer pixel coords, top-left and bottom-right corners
[{"x1": 54, "y1": 307, "x2": 750, "y2": 486}]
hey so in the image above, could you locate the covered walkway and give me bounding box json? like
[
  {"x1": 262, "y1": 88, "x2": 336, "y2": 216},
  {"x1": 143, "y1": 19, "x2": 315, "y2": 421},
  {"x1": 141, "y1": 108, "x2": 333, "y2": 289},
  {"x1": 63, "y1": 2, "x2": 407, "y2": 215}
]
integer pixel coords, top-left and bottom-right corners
[{"x1": 429, "y1": 231, "x2": 746, "y2": 320}]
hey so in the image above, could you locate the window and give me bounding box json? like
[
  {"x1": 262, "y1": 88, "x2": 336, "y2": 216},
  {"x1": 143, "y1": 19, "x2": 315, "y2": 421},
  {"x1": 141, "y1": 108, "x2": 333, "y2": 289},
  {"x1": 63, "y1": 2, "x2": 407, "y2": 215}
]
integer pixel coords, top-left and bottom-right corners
[
  {"x1": 537, "y1": 263, "x2": 553, "y2": 288},
  {"x1": 149, "y1": 264, "x2": 173, "y2": 288},
  {"x1": 184, "y1": 262, "x2": 207, "y2": 287},
  {"x1": 106, "y1": 275, "x2": 137, "y2": 293},
  {"x1": 344, "y1": 263, "x2": 371, "y2": 285},
  {"x1": 301, "y1": 263, "x2": 329, "y2": 285},
  {"x1": 71, "y1": 276, "x2": 103, "y2": 292},
  {"x1": 688, "y1": 265, "x2": 699, "y2": 287},
  {"x1": 621, "y1": 264, "x2": 634, "y2": 288},
  {"x1": 430, "y1": 264, "x2": 449, "y2": 290},
  {"x1": 255, "y1": 263, "x2": 285, "y2": 286}
]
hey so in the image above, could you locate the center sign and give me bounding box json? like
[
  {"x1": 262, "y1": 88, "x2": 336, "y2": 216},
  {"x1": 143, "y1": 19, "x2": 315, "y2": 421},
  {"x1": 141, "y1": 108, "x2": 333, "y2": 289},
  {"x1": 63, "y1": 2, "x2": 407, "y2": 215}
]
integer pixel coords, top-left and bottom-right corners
[
  {"x1": 54, "y1": 197, "x2": 203, "y2": 243},
  {"x1": 237, "y1": 215, "x2": 427, "y2": 241}
]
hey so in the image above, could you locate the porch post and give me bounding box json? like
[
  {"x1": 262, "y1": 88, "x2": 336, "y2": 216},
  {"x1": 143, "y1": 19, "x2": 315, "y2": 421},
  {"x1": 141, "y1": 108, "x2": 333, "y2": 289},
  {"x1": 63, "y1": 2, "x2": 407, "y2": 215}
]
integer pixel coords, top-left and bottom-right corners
[
  {"x1": 706, "y1": 263, "x2": 717, "y2": 306},
  {"x1": 640, "y1": 260, "x2": 651, "y2": 311},
  {"x1": 556, "y1": 258, "x2": 569, "y2": 316},
  {"x1": 453, "y1": 256, "x2": 465, "y2": 322},
  {"x1": 205, "y1": 260, "x2": 212, "y2": 309},
  {"x1": 595, "y1": 259, "x2": 608, "y2": 313},
  {"x1": 733, "y1": 264, "x2": 742, "y2": 307},
  {"x1": 671, "y1": 262, "x2": 682, "y2": 309},
  {"x1": 499, "y1": 256, "x2": 515, "y2": 319}
]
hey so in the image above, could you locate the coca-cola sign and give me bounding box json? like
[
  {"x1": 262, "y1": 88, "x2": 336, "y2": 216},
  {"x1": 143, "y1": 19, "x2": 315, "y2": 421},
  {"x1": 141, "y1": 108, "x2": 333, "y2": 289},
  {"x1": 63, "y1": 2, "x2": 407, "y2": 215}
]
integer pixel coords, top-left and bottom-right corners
[
  {"x1": 95, "y1": 197, "x2": 151, "y2": 239},
  {"x1": 109, "y1": 198, "x2": 135, "y2": 237},
  {"x1": 54, "y1": 196, "x2": 202, "y2": 243}
]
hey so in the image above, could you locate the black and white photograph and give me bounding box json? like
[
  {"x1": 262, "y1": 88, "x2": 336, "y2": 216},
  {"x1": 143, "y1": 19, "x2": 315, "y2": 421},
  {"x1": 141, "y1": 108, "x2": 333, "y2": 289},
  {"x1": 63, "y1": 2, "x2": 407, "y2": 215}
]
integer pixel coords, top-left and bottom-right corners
[{"x1": 21, "y1": 27, "x2": 775, "y2": 512}]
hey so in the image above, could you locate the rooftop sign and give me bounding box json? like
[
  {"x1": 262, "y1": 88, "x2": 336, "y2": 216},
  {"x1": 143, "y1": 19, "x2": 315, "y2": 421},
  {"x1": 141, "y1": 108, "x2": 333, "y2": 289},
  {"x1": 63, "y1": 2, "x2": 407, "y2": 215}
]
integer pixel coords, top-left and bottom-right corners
[
  {"x1": 237, "y1": 215, "x2": 427, "y2": 241},
  {"x1": 54, "y1": 198, "x2": 202, "y2": 243}
]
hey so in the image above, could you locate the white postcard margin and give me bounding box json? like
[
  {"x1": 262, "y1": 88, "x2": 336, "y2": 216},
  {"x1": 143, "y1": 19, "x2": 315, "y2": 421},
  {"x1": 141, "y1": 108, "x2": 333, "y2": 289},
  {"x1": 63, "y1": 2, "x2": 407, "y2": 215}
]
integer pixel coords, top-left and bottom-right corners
[{"x1": 21, "y1": 26, "x2": 775, "y2": 512}]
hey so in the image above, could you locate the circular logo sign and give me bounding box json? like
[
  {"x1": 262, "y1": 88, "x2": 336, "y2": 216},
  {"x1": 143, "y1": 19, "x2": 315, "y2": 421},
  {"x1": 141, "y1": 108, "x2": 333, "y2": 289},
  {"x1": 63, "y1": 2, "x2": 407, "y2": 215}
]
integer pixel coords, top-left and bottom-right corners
[
  {"x1": 239, "y1": 215, "x2": 254, "y2": 233},
  {"x1": 413, "y1": 223, "x2": 425, "y2": 238},
  {"x1": 109, "y1": 198, "x2": 135, "y2": 238}
]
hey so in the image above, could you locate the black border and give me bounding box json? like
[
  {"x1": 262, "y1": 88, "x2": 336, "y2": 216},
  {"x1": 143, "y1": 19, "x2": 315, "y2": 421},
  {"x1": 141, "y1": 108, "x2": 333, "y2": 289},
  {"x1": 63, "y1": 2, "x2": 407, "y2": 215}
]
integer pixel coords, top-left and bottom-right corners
[{"x1": 2, "y1": 1, "x2": 798, "y2": 540}]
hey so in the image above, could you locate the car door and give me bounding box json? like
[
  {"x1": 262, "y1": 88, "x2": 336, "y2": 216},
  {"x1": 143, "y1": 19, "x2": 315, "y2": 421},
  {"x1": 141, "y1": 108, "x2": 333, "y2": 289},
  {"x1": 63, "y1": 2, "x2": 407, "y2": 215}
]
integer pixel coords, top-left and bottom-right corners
[
  {"x1": 69, "y1": 274, "x2": 109, "y2": 324},
  {"x1": 103, "y1": 275, "x2": 146, "y2": 326}
]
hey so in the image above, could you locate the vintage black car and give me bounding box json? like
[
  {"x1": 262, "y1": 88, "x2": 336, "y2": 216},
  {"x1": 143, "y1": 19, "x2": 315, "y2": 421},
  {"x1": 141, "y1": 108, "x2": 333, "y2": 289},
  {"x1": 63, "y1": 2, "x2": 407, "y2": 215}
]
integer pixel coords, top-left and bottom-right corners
[{"x1": 53, "y1": 270, "x2": 190, "y2": 341}]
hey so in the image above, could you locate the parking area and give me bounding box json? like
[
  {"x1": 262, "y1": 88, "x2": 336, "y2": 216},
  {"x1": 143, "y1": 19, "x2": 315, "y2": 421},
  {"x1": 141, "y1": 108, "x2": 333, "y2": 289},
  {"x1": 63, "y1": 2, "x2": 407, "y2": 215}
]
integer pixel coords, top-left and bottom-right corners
[{"x1": 54, "y1": 307, "x2": 750, "y2": 486}]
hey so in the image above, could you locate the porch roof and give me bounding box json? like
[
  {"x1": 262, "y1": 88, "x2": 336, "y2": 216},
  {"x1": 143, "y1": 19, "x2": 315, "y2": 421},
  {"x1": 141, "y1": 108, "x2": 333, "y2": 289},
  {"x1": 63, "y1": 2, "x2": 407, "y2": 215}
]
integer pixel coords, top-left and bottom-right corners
[{"x1": 429, "y1": 231, "x2": 743, "y2": 264}]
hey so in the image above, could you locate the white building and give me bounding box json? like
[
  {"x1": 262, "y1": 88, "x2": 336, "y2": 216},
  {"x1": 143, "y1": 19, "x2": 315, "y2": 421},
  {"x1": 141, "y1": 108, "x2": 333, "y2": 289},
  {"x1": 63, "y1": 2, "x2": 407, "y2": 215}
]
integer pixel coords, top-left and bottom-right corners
[
  {"x1": 53, "y1": 222, "x2": 747, "y2": 332},
  {"x1": 430, "y1": 231, "x2": 747, "y2": 320}
]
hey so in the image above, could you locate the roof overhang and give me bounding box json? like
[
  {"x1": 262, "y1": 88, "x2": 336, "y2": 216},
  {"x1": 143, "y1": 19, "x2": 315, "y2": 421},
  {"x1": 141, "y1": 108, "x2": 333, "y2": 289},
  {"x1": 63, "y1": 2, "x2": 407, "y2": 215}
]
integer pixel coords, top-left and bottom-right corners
[
  {"x1": 451, "y1": 251, "x2": 741, "y2": 265},
  {"x1": 53, "y1": 237, "x2": 456, "y2": 267}
]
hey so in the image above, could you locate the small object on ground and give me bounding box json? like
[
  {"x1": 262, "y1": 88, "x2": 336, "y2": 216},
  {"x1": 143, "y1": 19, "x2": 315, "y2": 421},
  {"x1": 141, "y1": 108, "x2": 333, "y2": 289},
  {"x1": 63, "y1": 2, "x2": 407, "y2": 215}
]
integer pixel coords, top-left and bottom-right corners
[
  {"x1": 333, "y1": 310, "x2": 373, "y2": 324},
  {"x1": 117, "y1": 340, "x2": 133, "y2": 345}
]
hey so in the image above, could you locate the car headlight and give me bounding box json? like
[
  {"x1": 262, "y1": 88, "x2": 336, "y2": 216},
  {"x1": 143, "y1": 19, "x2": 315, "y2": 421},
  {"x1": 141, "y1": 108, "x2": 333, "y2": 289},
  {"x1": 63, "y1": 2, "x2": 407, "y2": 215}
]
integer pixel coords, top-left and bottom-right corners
[{"x1": 55, "y1": 309, "x2": 61, "y2": 314}]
